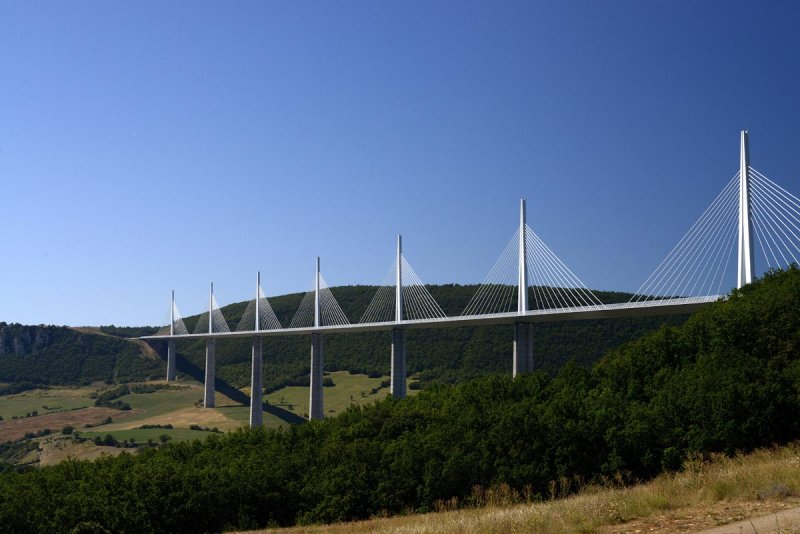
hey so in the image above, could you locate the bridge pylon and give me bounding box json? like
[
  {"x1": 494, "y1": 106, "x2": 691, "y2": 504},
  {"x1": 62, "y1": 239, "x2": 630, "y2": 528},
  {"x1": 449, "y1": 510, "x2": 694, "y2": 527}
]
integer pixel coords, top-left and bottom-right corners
[
  {"x1": 738, "y1": 130, "x2": 755, "y2": 288},
  {"x1": 309, "y1": 258, "x2": 324, "y2": 420},
  {"x1": 513, "y1": 199, "x2": 534, "y2": 376},
  {"x1": 250, "y1": 272, "x2": 263, "y2": 427},
  {"x1": 391, "y1": 235, "x2": 407, "y2": 399},
  {"x1": 166, "y1": 290, "x2": 176, "y2": 381},
  {"x1": 204, "y1": 282, "x2": 216, "y2": 408}
]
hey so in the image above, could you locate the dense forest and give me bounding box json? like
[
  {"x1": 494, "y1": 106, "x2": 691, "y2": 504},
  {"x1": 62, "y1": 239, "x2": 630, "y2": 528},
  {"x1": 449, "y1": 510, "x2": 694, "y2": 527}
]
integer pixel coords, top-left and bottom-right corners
[
  {"x1": 154, "y1": 284, "x2": 687, "y2": 389},
  {"x1": 0, "y1": 324, "x2": 164, "y2": 385},
  {"x1": 0, "y1": 267, "x2": 797, "y2": 533}
]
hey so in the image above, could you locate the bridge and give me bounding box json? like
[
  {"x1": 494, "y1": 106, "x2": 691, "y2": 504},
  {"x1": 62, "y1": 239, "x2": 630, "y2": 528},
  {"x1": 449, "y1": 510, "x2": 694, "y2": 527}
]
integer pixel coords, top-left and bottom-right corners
[{"x1": 143, "y1": 131, "x2": 800, "y2": 426}]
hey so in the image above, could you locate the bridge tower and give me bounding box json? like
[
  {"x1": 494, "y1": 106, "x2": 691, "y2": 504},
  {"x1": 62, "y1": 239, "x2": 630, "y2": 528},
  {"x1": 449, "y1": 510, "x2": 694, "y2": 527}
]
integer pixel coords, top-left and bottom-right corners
[
  {"x1": 250, "y1": 272, "x2": 263, "y2": 427},
  {"x1": 513, "y1": 199, "x2": 534, "y2": 376},
  {"x1": 166, "y1": 290, "x2": 176, "y2": 381},
  {"x1": 204, "y1": 283, "x2": 216, "y2": 408},
  {"x1": 309, "y1": 258, "x2": 324, "y2": 420},
  {"x1": 738, "y1": 130, "x2": 755, "y2": 288},
  {"x1": 391, "y1": 235, "x2": 407, "y2": 399}
]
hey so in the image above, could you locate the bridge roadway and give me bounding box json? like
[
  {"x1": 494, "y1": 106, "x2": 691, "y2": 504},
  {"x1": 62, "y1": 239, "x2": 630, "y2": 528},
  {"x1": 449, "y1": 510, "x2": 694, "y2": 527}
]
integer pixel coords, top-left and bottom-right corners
[{"x1": 141, "y1": 296, "x2": 719, "y2": 341}]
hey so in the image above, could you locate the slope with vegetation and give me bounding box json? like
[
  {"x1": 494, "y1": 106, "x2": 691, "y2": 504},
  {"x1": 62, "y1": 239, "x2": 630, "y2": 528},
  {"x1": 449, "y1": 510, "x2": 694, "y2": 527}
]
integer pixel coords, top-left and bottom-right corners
[
  {"x1": 252, "y1": 442, "x2": 800, "y2": 534},
  {"x1": 0, "y1": 324, "x2": 164, "y2": 385},
  {"x1": 0, "y1": 267, "x2": 797, "y2": 533}
]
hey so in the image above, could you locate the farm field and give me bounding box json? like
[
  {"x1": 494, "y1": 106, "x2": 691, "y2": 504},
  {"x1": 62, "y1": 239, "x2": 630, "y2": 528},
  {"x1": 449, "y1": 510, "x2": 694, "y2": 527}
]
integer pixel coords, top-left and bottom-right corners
[
  {"x1": 1, "y1": 371, "x2": 418, "y2": 466},
  {"x1": 0, "y1": 381, "x2": 233, "y2": 464},
  {"x1": 0, "y1": 406, "x2": 136, "y2": 443},
  {"x1": 264, "y1": 371, "x2": 418, "y2": 419},
  {"x1": 0, "y1": 386, "x2": 95, "y2": 420}
]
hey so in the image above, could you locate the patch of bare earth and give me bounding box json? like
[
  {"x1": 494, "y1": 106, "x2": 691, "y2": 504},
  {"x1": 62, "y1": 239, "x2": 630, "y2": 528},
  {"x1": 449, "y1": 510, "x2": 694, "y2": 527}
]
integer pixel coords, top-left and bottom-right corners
[{"x1": 0, "y1": 407, "x2": 138, "y2": 442}]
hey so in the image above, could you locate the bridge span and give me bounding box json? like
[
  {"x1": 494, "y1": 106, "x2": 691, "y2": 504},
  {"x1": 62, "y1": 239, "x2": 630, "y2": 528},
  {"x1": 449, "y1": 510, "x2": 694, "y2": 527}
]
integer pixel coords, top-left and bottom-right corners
[
  {"x1": 146, "y1": 296, "x2": 717, "y2": 340},
  {"x1": 143, "y1": 131, "x2": 799, "y2": 427}
]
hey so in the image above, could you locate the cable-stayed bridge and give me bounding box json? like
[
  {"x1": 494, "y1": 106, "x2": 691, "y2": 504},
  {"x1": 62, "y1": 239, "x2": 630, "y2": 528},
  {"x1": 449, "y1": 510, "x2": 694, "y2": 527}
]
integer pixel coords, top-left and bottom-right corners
[{"x1": 143, "y1": 131, "x2": 800, "y2": 426}]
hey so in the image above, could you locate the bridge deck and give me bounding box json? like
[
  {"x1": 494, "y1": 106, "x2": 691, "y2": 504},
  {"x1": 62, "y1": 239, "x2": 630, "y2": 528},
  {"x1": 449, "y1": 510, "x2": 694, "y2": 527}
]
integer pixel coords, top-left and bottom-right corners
[{"x1": 141, "y1": 296, "x2": 719, "y2": 340}]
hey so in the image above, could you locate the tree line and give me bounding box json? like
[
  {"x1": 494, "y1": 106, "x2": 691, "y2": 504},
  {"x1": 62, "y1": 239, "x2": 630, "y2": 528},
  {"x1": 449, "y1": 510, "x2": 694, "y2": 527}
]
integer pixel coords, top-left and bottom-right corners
[{"x1": 0, "y1": 325, "x2": 164, "y2": 385}]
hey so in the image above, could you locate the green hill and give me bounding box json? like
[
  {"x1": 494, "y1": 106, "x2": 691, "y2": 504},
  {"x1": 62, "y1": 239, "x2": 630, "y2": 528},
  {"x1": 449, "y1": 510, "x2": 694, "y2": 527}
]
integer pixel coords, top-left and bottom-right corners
[
  {"x1": 0, "y1": 267, "x2": 797, "y2": 532},
  {"x1": 0, "y1": 324, "x2": 164, "y2": 386}
]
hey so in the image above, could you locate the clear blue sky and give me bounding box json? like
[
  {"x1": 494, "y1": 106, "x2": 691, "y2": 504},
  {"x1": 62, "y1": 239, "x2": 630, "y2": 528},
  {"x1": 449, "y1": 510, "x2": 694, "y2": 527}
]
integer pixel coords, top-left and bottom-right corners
[{"x1": 2, "y1": 1, "x2": 799, "y2": 326}]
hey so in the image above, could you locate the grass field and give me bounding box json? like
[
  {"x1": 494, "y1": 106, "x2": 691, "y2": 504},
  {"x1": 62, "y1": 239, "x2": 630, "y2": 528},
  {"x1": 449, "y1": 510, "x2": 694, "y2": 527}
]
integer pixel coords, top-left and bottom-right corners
[
  {"x1": 265, "y1": 371, "x2": 417, "y2": 418},
  {"x1": 1, "y1": 372, "x2": 419, "y2": 465},
  {"x1": 60, "y1": 372, "x2": 414, "y2": 450},
  {"x1": 0, "y1": 387, "x2": 94, "y2": 420},
  {"x1": 245, "y1": 442, "x2": 800, "y2": 534}
]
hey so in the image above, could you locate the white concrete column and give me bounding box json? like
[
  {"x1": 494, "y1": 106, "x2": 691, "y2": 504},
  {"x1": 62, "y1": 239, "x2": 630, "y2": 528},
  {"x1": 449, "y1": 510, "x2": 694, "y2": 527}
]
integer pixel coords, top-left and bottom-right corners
[
  {"x1": 204, "y1": 338, "x2": 215, "y2": 408},
  {"x1": 250, "y1": 337, "x2": 263, "y2": 427},
  {"x1": 309, "y1": 333, "x2": 323, "y2": 420},
  {"x1": 204, "y1": 283, "x2": 216, "y2": 407},
  {"x1": 391, "y1": 328, "x2": 406, "y2": 399},
  {"x1": 396, "y1": 235, "x2": 403, "y2": 322},
  {"x1": 514, "y1": 199, "x2": 534, "y2": 376},
  {"x1": 513, "y1": 322, "x2": 534, "y2": 376},
  {"x1": 250, "y1": 272, "x2": 263, "y2": 427},
  {"x1": 314, "y1": 258, "x2": 320, "y2": 328},
  {"x1": 738, "y1": 130, "x2": 755, "y2": 288},
  {"x1": 166, "y1": 290, "x2": 176, "y2": 381},
  {"x1": 390, "y1": 235, "x2": 407, "y2": 399},
  {"x1": 308, "y1": 259, "x2": 324, "y2": 420},
  {"x1": 166, "y1": 339, "x2": 176, "y2": 381},
  {"x1": 518, "y1": 199, "x2": 528, "y2": 314}
]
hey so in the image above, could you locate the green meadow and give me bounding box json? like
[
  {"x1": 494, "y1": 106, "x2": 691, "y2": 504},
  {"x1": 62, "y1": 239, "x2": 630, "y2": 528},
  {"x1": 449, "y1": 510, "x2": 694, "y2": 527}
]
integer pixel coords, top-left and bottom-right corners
[{"x1": 0, "y1": 387, "x2": 93, "y2": 420}]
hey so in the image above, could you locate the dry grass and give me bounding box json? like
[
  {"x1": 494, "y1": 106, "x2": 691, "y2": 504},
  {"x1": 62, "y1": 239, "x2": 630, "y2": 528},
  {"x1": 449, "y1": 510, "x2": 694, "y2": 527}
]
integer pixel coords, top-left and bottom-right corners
[
  {"x1": 243, "y1": 442, "x2": 800, "y2": 534},
  {"x1": 0, "y1": 406, "x2": 138, "y2": 442},
  {"x1": 37, "y1": 435, "x2": 127, "y2": 466}
]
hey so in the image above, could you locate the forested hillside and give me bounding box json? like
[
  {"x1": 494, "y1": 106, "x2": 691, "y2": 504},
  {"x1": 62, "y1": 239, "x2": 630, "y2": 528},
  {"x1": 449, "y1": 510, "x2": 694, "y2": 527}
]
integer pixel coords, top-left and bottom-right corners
[
  {"x1": 162, "y1": 284, "x2": 687, "y2": 389},
  {"x1": 1, "y1": 267, "x2": 797, "y2": 533},
  {"x1": 0, "y1": 324, "x2": 164, "y2": 385}
]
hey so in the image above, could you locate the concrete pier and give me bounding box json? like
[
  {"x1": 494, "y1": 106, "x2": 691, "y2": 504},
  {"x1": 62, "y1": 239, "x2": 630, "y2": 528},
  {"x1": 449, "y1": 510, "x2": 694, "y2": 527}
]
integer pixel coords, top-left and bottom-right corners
[
  {"x1": 513, "y1": 200, "x2": 533, "y2": 377},
  {"x1": 167, "y1": 290, "x2": 177, "y2": 381},
  {"x1": 513, "y1": 322, "x2": 534, "y2": 377},
  {"x1": 309, "y1": 333, "x2": 323, "y2": 420},
  {"x1": 204, "y1": 339, "x2": 215, "y2": 408},
  {"x1": 166, "y1": 339, "x2": 176, "y2": 381},
  {"x1": 250, "y1": 337, "x2": 263, "y2": 426},
  {"x1": 391, "y1": 328, "x2": 407, "y2": 399}
]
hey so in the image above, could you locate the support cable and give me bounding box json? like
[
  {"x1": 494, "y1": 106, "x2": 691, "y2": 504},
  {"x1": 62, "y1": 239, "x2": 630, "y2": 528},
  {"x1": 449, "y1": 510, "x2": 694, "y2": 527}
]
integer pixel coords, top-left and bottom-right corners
[
  {"x1": 632, "y1": 174, "x2": 738, "y2": 301},
  {"x1": 633, "y1": 176, "x2": 738, "y2": 300},
  {"x1": 644, "y1": 181, "x2": 737, "y2": 299}
]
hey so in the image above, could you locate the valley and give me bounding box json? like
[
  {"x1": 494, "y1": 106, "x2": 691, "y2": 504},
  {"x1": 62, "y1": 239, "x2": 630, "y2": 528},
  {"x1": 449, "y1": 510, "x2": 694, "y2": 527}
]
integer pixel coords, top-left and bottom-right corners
[{"x1": 0, "y1": 371, "x2": 411, "y2": 467}]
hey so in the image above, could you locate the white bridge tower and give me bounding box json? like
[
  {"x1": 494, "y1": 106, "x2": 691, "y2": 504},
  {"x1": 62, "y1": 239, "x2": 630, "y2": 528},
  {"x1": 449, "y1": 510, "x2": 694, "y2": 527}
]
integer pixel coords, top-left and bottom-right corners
[{"x1": 738, "y1": 130, "x2": 755, "y2": 288}]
